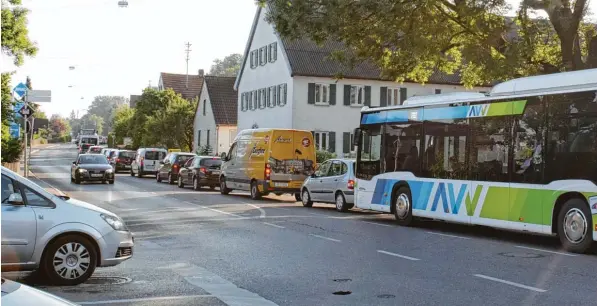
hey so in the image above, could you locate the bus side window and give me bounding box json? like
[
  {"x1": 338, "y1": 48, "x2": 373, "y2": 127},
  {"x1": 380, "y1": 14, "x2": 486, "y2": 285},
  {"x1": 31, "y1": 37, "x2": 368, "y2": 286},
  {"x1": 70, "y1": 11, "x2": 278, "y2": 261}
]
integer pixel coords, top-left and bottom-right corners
[{"x1": 356, "y1": 126, "x2": 382, "y2": 180}]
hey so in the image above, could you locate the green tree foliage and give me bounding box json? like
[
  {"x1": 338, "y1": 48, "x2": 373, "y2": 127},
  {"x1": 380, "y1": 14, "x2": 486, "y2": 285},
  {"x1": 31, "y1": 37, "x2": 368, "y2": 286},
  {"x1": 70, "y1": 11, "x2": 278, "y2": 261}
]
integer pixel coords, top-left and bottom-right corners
[
  {"x1": 1, "y1": 0, "x2": 37, "y2": 66},
  {"x1": 85, "y1": 96, "x2": 127, "y2": 135},
  {"x1": 49, "y1": 114, "x2": 71, "y2": 138},
  {"x1": 316, "y1": 150, "x2": 336, "y2": 163},
  {"x1": 81, "y1": 114, "x2": 104, "y2": 135},
  {"x1": 259, "y1": 0, "x2": 597, "y2": 87},
  {"x1": 1, "y1": 72, "x2": 14, "y2": 126},
  {"x1": 112, "y1": 105, "x2": 135, "y2": 145},
  {"x1": 209, "y1": 53, "x2": 243, "y2": 77}
]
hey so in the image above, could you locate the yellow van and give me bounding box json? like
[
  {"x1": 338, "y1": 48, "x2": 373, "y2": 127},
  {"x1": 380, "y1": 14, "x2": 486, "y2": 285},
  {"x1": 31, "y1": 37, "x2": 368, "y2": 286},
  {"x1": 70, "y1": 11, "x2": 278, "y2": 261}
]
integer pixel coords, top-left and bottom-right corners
[{"x1": 220, "y1": 129, "x2": 317, "y2": 200}]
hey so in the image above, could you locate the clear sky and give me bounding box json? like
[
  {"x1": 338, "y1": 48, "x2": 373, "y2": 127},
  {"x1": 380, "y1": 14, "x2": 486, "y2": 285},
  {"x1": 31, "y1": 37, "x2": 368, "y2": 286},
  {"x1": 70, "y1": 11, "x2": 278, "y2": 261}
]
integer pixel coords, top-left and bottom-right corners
[{"x1": 1, "y1": 0, "x2": 595, "y2": 118}]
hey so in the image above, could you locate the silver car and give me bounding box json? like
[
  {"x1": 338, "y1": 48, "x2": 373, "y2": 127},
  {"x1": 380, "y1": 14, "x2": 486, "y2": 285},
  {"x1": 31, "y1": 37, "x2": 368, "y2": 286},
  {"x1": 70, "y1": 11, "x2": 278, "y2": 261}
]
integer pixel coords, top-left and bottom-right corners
[
  {"x1": 1, "y1": 166, "x2": 134, "y2": 285},
  {"x1": 1, "y1": 278, "x2": 78, "y2": 305},
  {"x1": 300, "y1": 158, "x2": 356, "y2": 212}
]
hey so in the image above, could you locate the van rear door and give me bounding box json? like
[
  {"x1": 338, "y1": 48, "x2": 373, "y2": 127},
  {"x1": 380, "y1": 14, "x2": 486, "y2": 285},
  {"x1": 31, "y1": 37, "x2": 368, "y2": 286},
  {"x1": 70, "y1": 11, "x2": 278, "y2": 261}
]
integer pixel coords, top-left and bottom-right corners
[{"x1": 293, "y1": 131, "x2": 316, "y2": 181}]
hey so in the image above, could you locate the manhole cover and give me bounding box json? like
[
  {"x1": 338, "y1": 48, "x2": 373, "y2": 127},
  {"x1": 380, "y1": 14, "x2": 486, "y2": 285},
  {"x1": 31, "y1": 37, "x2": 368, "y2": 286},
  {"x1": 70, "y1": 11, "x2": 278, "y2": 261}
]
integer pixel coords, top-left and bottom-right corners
[
  {"x1": 499, "y1": 252, "x2": 544, "y2": 259},
  {"x1": 333, "y1": 291, "x2": 352, "y2": 295},
  {"x1": 85, "y1": 276, "x2": 132, "y2": 285},
  {"x1": 333, "y1": 278, "x2": 352, "y2": 283},
  {"x1": 378, "y1": 294, "x2": 395, "y2": 299}
]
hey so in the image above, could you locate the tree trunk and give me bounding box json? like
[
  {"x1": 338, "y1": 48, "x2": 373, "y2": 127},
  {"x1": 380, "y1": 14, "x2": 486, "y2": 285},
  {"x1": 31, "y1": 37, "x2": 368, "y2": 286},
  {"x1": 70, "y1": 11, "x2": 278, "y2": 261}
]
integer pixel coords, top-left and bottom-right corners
[{"x1": 588, "y1": 35, "x2": 597, "y2": 69}]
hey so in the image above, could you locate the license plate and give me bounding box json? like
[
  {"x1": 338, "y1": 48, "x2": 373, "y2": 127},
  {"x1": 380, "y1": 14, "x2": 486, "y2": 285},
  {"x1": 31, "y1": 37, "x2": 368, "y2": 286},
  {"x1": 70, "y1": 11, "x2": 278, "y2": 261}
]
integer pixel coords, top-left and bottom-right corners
[
  {"x1": 124, "y1": 165, "x2": 131, "y2": 169},
  {"x1": 91, "y1": 173, "x2": 103, "y2": 177},
  {"x1": 274, "y1": 182, "x2": 289, "y2": 188},
  {"x1": 211, "y1": 170, "x2": 220, "y2": 175}
]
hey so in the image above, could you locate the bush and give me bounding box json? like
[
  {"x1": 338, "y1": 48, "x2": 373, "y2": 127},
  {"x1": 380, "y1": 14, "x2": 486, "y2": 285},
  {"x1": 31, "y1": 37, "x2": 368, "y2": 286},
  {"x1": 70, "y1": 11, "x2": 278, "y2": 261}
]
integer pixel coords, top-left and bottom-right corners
[
  {"x1": 316, "y1": 150, "x2": 336, "y2": 163},
  {"x1": 1, "y1": 137, "x2": 23, "y2": 163},
  {"x1": 196, "y1": 144, "x2": 213, "y2": 156}
]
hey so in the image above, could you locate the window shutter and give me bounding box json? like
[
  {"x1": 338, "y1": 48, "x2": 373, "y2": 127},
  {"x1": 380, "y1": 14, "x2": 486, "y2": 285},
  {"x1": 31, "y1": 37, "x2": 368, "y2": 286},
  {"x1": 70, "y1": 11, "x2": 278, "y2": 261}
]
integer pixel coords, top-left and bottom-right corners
[
  {"x1": 308, "y1": 83, "x2": 315, "y2": 104},
  {"x1": 364, "y1": 86, "x2": 371, "y2": 106},
  {"x1": 343, "y1": 85, "x2": 351, "y2": 105},
  {"x1": 250, "y1": 51, "x2": 254, "y2": 68},
  {"x1": 329, "y1": 84, "x2": 336, "y2": 105},
  {"x1": 342, "y1": 132, "x2": 350, "y2": 153},
  {"x1": 203, "y1": 99, "x2": 206, "y2": 115},
  {"x1": 435, "y1": 89, "x2": 442, "y2": 94},
  {"x1": 240, "y1": 93, "x2": 245, "y2": 111},
  {"x1": 273, "y1": 42, "x2": 277, "y2": 61},
  {"x1": 328, "y1": 132, "x2": 336, "y2": 153},
  {"x1": 198, "y1": 130, "x2": 202, "y2": 146},
  {"x1": 206, "y1": 130, "x2": 210, "y2": 148},
  {"x1": 380, "y1": 87, "x2": 387, "y2": 107},
  {"x1": 282, "y1": 83, "x2": 287, "y2": 105},
  {"x1": 400, "y1": 88, "x2": 407, "y2": 105}
]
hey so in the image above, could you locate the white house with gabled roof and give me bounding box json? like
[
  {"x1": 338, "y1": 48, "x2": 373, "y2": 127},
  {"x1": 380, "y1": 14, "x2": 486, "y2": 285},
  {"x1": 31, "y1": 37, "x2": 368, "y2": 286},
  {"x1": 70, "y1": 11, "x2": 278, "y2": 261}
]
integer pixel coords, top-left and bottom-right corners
[{"x1": 234, "y1": 5, "x2": 490, "y2": 156}]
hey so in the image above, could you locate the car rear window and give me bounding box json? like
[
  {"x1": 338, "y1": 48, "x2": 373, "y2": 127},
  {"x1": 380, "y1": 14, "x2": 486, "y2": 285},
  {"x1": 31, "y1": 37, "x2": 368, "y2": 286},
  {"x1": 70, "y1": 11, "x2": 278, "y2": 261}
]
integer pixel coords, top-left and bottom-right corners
[
  {"x1": 200, "y1": 159, "x2": 222, "y2": 168},
  {"x1": 177, "y1": 155, "x2": 194, "y2": 163},
  {"x1": 145, "y1": 151, "x2": 166, "y2": 160},
  {"x1": 119, "y1": 151, "x2": 135, "y2": 159},
  {"x1": 89, "y1": 147, "x2": 103, "y2": 153}
]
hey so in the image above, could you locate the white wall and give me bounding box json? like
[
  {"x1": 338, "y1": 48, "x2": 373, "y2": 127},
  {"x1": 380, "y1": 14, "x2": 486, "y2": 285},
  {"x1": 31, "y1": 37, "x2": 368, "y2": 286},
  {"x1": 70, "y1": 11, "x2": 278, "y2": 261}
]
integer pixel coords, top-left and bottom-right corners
[
  {"x1": 292, "y1": 76, "x2": 490, "y2": 155},
  {"x1": 194, "y1": 83, "x2": 217, "y2": 153},
  {"x1": 236, "y1": 7, "x2": 293, "y2": 131},
  {"x1": 217, "y1": 126, "x2": 237, "y2": 155}
]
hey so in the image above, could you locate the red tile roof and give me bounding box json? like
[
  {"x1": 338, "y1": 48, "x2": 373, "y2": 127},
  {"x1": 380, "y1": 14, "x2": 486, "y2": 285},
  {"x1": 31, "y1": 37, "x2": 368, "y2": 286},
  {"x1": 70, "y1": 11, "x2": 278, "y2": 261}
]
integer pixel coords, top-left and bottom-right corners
[
  {"x1": 204, "y1": 76, "x2": 237, "y2": 125},
  {"x1": 160, "y1": 72, "x2": 204, "y2": 101}
]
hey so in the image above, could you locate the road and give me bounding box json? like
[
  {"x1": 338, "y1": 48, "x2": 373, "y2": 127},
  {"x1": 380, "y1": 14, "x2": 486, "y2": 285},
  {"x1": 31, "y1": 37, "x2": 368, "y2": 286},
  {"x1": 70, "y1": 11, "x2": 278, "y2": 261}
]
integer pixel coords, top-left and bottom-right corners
[{"x1": 3, "y1": 143, "x2": 597, "y2": 306}]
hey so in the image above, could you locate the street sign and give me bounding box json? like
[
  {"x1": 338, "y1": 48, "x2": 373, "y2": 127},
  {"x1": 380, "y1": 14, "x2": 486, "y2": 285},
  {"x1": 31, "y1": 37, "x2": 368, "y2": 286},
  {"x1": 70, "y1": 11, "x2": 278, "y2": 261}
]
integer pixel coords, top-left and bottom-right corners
[
  {"x1": 13, "y1": 101, "x2": 24, "y2": 118},
  {"x1": 26, "y1": 89, "x2": 52, "y2": 103},
  {"x1": 13, "y1": 83, "x2": 28, "y2": 98},
  {"x1": 18, "y1": 104, "x2": 34, "y2": 117},
  {"x1": 9, "y1": 122, "x2": 20, "y2": 138}
]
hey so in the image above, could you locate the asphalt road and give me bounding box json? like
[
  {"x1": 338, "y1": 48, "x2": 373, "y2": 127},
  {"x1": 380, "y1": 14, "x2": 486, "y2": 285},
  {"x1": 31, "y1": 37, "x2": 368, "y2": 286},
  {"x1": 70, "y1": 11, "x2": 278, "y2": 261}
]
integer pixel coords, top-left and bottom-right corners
[{"x1": 3, "y1": 143, "x2": 597, "y2": 306}]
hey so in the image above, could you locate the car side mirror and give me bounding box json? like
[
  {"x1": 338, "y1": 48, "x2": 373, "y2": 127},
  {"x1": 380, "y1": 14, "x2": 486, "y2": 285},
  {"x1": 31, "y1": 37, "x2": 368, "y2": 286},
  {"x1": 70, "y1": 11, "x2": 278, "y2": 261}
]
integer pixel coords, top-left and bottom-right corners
[
  {"x1": 72, "y1": 161, "x2": 77, "y2": 165},
  {"x1": 159, "y1": 161, "x2": 164, "y2": 165},
  {"x1": 221, "y1": 152, "x2": 227, "y2": 160},
  {"x1": 7, "y1": 193, "x2": 24, "y2": 205},
  {"x1": 311, "y1": 173, "x2": 317, "y2": 178}
]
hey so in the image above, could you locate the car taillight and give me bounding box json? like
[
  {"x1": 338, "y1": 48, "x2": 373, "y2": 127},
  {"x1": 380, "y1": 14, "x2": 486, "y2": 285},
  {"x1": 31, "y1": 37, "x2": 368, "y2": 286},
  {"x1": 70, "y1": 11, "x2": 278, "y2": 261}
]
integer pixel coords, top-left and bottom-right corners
[
  {"x1": 265, "y1": 164, "x2": 271, "y2": 180},
  {"x1": 116, "y1": 158, "x2": 120, "y2": 163},
  {"x1": 347, "y1": 179, "x2": 355, "y2": 190},
  {"x1": 199, "y1": 167, "x2": 206, "y2": 173}
]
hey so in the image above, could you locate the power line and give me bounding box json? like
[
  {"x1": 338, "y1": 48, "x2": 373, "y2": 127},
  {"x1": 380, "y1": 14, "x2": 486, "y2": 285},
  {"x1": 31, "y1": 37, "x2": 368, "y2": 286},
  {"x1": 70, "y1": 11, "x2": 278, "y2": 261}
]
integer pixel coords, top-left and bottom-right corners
[{"x1": 184, "y1": 42, "x2": 192, "y2": 89}]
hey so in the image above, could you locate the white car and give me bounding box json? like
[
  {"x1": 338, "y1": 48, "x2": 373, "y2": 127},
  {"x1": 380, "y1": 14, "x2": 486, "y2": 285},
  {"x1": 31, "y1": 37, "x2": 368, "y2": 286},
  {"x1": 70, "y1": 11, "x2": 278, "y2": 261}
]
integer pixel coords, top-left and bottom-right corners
[
  {"x1": 1, "y1": 166, "x2": 134, "y2": 285},
  {"x1": 1, "y1": 278, "x2": 78, "y2": 305},
  {"x1": 130, "y1": 148, "x2": 167, "y2": 177}
]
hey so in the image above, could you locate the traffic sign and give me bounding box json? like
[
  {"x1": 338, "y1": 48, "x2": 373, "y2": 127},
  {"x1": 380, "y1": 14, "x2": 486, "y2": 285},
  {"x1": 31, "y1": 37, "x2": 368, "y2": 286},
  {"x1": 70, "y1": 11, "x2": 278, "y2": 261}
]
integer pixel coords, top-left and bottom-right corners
[
  {"x1": 13, "y1": 83, "x2": 28, "y2": 98},
  {"x1": 26, "y1": 89, "x2": 52, "y2": 103},
  {"x1": 18, "y1": 104, "x2": 34, "y2": 117},
  {"x1": 9, "y1": 122, "x2": 20, "y2": 138}
]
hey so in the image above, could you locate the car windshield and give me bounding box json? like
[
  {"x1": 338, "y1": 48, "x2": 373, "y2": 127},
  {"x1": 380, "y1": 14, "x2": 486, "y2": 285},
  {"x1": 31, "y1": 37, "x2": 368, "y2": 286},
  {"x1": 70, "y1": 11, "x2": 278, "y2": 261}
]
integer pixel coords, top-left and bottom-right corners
[
  {"x1": 78, "y1": 155, "x2": 108, "y2": 164},
  {"x1": 145, "y1": 151, "x2": 166, "y2": 160},
  {"x1": 119, "y1": 151, "x2": 135, "y2": 159}
]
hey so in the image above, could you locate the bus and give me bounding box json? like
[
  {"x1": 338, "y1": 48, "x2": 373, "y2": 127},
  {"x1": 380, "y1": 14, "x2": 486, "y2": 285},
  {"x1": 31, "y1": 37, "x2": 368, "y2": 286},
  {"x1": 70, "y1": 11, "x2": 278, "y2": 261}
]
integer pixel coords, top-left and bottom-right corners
[{"x1": 353, "y1": 68, "x2": 597, "y2": 253}]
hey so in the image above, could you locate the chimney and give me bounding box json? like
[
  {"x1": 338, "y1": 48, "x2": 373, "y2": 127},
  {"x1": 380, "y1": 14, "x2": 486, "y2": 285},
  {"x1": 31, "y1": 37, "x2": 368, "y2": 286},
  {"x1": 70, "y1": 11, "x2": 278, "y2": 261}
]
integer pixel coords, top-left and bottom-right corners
[{"x1": 198, "y1": 69, "x2": 204, "y2": 76}]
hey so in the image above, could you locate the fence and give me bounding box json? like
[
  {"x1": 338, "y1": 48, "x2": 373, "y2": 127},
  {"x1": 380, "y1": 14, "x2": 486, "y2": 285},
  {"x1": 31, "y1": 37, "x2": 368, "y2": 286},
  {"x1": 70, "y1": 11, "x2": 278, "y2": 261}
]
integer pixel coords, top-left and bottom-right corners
[{"x1": 2, "y1": 161, "x2": 20, "y2": 172}]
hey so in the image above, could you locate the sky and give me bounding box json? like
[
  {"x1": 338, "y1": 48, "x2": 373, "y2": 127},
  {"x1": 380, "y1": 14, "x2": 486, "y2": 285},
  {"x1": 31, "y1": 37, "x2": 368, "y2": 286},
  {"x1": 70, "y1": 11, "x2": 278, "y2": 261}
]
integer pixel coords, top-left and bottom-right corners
[{"x1": 1, "y1": 0, "x2": 596, "y2": 118}]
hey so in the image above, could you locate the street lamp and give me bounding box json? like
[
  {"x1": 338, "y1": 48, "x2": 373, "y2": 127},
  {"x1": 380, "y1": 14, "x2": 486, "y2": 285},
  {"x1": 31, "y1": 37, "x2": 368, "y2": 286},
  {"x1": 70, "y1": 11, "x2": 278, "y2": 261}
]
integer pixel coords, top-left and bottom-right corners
[{"x1": 118, "y1": 0, "x2": 128, "y2": 8}]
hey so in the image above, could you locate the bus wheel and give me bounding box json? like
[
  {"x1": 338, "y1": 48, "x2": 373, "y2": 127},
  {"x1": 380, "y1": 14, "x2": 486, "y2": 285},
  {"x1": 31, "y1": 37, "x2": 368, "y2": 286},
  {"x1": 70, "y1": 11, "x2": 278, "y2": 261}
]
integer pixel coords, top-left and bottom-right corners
[
  {"x1": 393, "y1": 186, "x2": 413, "y2": 226},
  {"x1": 250, "y1": 181, "x2": 262, "y2": 200},
  {"x1": 557, "y1": 198, "x2": 592, "y2": 253}
]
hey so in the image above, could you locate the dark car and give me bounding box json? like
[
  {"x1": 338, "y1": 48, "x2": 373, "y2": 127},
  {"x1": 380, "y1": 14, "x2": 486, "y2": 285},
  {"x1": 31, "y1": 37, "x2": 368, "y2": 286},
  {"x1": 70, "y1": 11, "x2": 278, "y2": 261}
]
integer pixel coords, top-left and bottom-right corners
[
  {"x1": 156, "y1": 152, "x2": 196, "y2": 184},
  {"x1": 177, "y1": 156, "x2": 222, "y2": 190},
  {"x1": 71, "y1": 154, "x2": 115, "y2": 184},
  {"x1": 110, "y1": 150, "x2": 135, "y2": 172},
  {"x1": 79, "y1": 143, "x2": 93, "y2": 154}
]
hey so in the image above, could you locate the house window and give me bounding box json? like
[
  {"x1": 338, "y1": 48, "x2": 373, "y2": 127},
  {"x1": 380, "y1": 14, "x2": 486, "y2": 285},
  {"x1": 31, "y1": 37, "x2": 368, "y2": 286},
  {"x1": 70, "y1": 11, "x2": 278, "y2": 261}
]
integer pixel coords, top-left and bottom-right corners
[
  {"x1": 252, "y1": 90, "x2": 258, "y2": 110},
  {"x1": 250, "y1": 50, "x2": 257, "y2": 69},
  {"x1": 268, "y1": 42, "x2": 277, "y2": 62},
  {"x1": 387, "y1": 88, "x2": 400, "y2": 106},
  {"x1": 277, "y1": 83, "x2": 287, "y2": 106},
  {"x1": 269, "y1": 86, "x2": 277, "y2": 107},
  {"x1": 197, "y1": 130, "x2": 202, "y2": 146},
  {"x1": 259, "y1": 88, "x2": 267, "y2": 109},
  {"x1": 202, "y1": 99, "x2": 206, "y2": 115},
  {"x1": 350, "y1": 85, "x2": 364, "y2": 106},
  {"x1": 314, "y1": 132, "x2": 329, "y2": 151},
  {"x1": 315, "y1": 83, "x2": 330, "y2": 105},
  {"x1": 259, "y1": 46, "x2": 267, "y2": 66},
  {"x1": 435, "y1": 89, "x2": 442, "y2": 95}
]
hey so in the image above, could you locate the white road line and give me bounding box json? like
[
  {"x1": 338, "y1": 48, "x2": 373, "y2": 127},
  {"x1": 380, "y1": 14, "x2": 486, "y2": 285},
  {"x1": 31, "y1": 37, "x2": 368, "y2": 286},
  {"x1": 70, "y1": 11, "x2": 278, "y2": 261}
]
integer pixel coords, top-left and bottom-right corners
[
  {"x1": 362, "y1": 221, "x2": 394, "y2": 227},
  {"x1": 309, "y1": 234, "x2": 341, "y2": 242},
  {"x1": 426, "y1": 231, "x2": 471, "y2": 240},
  {"x1": 77, "y1": 295, "x2": 213, "y2": 305},
  {"x1": 474, "y1": 274, "x2": 547, "y2": 293},
  {"x1": 262, "y1": 222, "x2": 285, "y2": 228},
  {"x1": 377, "y1": 250, "x2": 420, "y2": 261},
  {"x1": 248, "y1": 203, "x2": 266, "y2": 218},
  {"x1": 184, "y1": 201, "x2": 243, "y2": 218},
  {"x1": 514, "y1": 245, "x2": 577, "y2": 257}
]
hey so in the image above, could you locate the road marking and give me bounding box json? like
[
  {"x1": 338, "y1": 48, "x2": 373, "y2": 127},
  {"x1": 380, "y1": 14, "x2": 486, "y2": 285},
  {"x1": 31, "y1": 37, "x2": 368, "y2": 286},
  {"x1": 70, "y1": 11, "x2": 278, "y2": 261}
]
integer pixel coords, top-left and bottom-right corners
[
  {"x1": 474, "y1": 274, "x2": 547, "y2": 293},
  {"x1": 514, "y1": 245, "x2": 577, "y2": 257},
  {"x1": 309, "y1": 234, "x2": 341, "y2": 242},
  {"x1": 263, "y1": 222, "x2": 285, "y2": 228},
  {"x1": 77, "y1": 295, "x2": 213, "y2": 305},
  {"x1": 362, "y1": 221, "x2": 394, "y2": 227},
  {"x1": 426, "y1": 231, "x2": 471, "y2": 240},
  {"x1": 184, "y1": 201, "x2": 243, "y2": 218},
  {"x1": 248, "y1": 203, "x2": 266, "y2": 218},
  {"x1": 377, "y1": 250, "x2": 420, "y2": 261}
]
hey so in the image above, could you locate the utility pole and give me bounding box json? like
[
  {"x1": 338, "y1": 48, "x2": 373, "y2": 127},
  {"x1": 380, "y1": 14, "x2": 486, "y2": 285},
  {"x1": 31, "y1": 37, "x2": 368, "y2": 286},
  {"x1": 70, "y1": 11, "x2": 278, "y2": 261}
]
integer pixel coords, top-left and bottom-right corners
[
  {"x1": 184, "y1": 42, "x2": 192, "y2": 89},
  {"x1": 23, "y1": 92, "x2": 29, "y2": 178}
]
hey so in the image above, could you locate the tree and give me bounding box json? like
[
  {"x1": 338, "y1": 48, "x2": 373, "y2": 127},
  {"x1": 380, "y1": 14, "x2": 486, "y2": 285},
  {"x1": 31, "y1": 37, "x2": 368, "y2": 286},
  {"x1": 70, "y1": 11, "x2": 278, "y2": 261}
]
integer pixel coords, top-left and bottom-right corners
[
  {"x1": 1, "y1": 0, "x2": 37, "y2": 66},
  {"x1": 49, "y1": 114, "x2": 71, "y2": 138},
  {"x1": 1, "y1": 72, "x2": 13, "y2": 126},
  {"x1": 112, "y1": 105, "x2": 135, "y2": 145},
  {"x1": 259, "y1": 0, "x2": 597, "y2": 87},
  {"x1": 209, "y1": 53, "x2": 243, "y2": 77},
  {"x1": 86, "y1": 96, "x2": 128, "y2": 135}
]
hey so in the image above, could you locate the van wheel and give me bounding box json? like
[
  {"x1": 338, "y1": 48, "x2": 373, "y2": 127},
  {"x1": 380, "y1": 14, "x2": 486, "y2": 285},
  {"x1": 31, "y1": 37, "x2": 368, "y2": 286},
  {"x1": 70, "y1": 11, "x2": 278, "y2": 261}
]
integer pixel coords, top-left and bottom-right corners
[
  {"x1": 220, "y1": 177, "x2": 231, "y2": 195},
  {"x1": 301, "y1": 189, "x2": 313, "y2": 207},
  {"x1": 335, "y1": 192, "x2": 350, "y2": 212},
  {"x1": 40, "y1": 234, "x2": 97, "y2": 286},
  {"x1": 557, "y1": 198, "x2": 593, "y2": 253},
  {"x1": 393, "y1": 186, "x2": 413, "y2": 226},
  {"x1": 250, "y1": 181, "x2": 262, "y2": 200}
]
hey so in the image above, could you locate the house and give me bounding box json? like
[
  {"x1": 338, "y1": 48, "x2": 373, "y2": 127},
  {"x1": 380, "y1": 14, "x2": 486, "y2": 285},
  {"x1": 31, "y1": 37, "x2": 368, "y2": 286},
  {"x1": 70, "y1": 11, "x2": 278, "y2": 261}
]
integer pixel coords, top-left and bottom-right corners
[
  {"x1": 158, "y1": 70, "x2": 205, "y2": 101},
  {"x1": 234, "y1": 6, "x2": 491, "y2": 156},
  {"x1": 193, "y1": 76, "x2": 238, "y2": 155}
]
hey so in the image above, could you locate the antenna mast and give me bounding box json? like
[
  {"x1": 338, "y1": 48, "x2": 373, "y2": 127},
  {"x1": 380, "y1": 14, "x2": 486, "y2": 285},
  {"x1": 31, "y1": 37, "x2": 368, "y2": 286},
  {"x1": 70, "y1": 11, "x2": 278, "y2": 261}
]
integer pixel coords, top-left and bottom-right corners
[{"x1": 184, "y1": 42, "x2": 192, "y2": 89}]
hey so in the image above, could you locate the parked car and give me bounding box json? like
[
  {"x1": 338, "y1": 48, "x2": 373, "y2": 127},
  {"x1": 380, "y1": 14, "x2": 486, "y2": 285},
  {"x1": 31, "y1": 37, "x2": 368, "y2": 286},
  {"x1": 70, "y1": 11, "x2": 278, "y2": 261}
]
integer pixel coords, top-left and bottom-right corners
[
  {"x1": 110, "y1": 150, "x2": 135, "y2": 172},
  {"x1": 220, "y1": 129, "x2": 316, "y2": 200},
  {"x1": 156, "y1": 152, "x2": 196, "y2": 184},
  {"x1": 300, "y1": 159, "x2": 356, "y2": 212},
  {"x1": 1, "y1": 278, "x2": 78, "y2": 305},
  {"x1": 130, "y1": 148, "x2": 167, "y2": 178},
  {"x1": 87, "y1": 146, "x2": 104, "y2": 154},
  {"x1": 1, "y1": 166, "x2": 133, "y2": 285},
  {"x1": 71, "y1": 154, "x2": 115, "y2": 184},
  {"x1": 78, "y1": 143, "x2": 92, "y2": 154},
  {"x1": 177, "y1": 156, "x2": 222, "y2": 190}
]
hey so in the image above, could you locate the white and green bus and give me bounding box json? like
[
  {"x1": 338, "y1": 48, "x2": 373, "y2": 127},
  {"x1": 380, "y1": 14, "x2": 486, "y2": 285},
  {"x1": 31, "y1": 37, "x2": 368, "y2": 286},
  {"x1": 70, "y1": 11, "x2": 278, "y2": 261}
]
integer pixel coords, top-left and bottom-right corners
[{"x1": 354, "y1": 68, "x2": 597, "y2": 253}]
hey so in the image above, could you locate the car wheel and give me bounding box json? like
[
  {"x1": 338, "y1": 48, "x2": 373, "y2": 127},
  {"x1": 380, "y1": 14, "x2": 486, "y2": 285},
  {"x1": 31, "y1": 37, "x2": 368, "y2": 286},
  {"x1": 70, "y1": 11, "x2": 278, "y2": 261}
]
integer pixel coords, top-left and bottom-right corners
[
  {"x1": 209, "y1": 185, "x2": 216, "y2": 190},
  {"x1": 74, "y1": 174, "x2": 81, "y2": 185},
  {"x1": 177, "y1": 176, "x2": 184, "y2": 188},
  {"x1": 557, "y1": 198, "x2": 593, "y2": 253},
  {"x1": 137, "y1": 170, "x2": 143, "y2": 178},
  {"x1": 335, "y1": 192, "x2": 350, "y2": 212},
  {"x1": 109, "y1": 180, "x2": 114, "y2": 184},
  {"x1": 301, "y1": 189, "x2": 313, "y2": 207},
  {"x1": 250, "y1": 181, "x2": 262, "y2": 200},
  {"x1": 220, "y1": 177, "x2": 231, "y2": 195},
  {"x1": 70, "y1": 175, "x2": 74, "y2": 183},
  {"x1": 40, "y1": 234, "x2": 97, "y2": 286},
  {"x1": 168, "y1": 173, "x2": 174, "y2": 185},
  {"x1": 156, "y1": 172, "x2": 162, "y2": 183},
  {"x1": 102, "y1": 180, "x2": 107, "y2": 184},
  {"x1": 393, "y1": 186, "x2": 413, "y2": 226},
  {"x1": 193, "y1": 177, "x2": 200, "y2": 191}
]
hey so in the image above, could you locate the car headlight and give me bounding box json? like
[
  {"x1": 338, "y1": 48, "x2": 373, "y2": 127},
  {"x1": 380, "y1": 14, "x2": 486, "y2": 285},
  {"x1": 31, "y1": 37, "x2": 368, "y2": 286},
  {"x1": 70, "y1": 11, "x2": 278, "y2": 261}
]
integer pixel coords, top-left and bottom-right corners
[
  {"x1": 78, "y1": 168, "x2": 87, "y2": 173},
  {"x1": 105, "y1": 168, "x2": 113, "y2": 173},
  {"x1": 101, "y1": 214, "x2": 127, "y2": 231}
]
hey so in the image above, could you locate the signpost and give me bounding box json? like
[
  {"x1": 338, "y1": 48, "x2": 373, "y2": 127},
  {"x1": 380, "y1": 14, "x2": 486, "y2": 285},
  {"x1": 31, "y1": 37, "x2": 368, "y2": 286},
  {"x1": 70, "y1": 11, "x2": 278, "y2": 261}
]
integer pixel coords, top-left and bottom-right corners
[{"x1": 26, "y1": 90, "x2": 52, "y2": 103}]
